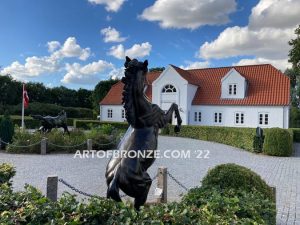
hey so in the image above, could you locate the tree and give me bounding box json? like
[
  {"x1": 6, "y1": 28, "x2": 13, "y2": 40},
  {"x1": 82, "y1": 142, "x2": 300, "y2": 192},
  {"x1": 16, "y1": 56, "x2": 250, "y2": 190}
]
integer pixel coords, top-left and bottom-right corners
[
  {"x1": 0, "y1": 112, "x2": 14, "y2": 148},
  {"x1": 149, "y1": 67, "x2": 165, "y2": 72},
  {"x1": 93, "y1": 79, "x2": 119, "y2": 111},
  {"x1": 288, "y1": 25, "x2": 300, "y2": 69}
]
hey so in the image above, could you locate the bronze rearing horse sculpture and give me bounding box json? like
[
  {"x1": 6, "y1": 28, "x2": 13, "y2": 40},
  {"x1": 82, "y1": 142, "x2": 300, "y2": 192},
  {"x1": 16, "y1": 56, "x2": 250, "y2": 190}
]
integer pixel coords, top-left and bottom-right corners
[{"x1": 105, "y1": 57, "x2": 182, "y2": 210}]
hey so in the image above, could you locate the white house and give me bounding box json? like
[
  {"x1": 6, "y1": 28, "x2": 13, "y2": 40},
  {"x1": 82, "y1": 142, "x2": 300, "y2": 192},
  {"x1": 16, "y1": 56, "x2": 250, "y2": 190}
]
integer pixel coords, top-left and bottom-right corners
[{"x1": 100, "y1": 64, "x2": 290, "y2": 128}]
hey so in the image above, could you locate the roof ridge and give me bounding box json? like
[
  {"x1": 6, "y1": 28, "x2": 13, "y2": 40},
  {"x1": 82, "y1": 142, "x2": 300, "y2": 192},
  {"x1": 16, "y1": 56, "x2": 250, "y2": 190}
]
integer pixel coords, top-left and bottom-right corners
[{"x1": 186, "y1": 63, "x2": 272, "y2": 71}]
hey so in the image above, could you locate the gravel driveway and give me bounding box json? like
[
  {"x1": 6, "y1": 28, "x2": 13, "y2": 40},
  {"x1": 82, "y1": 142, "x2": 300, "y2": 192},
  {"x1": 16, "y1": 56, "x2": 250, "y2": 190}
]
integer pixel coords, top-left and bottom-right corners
[{"x1": 1, "y1": 136, "x2": 299, "y2": 225}]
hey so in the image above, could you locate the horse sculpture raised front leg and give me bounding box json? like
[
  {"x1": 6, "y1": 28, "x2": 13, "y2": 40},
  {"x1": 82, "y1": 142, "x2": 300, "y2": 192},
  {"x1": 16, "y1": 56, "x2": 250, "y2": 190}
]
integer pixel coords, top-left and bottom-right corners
[{"x1": 105, "y1": 57, "x2": 182, "y2": 210}]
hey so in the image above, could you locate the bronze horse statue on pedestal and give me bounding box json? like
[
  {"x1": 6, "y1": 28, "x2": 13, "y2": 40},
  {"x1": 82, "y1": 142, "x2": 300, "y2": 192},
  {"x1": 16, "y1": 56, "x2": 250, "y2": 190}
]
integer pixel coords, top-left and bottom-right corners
[
  {"x1": 105, "y1": 57, "x2": 182, "y2": 210},
  {"x1": 31, "y1": 110, "x2": 70, "y2": 134}
]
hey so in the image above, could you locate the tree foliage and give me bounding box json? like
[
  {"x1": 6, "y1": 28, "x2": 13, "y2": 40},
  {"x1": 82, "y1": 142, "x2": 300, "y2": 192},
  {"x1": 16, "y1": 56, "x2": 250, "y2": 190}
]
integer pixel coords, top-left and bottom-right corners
[
  {"x1": 92, "y1": 79, "x2": 119, "y2": 110},
  {"x1": 289, "y1": 25, "x2": 300, "y2": 69},
  {"x1": 0, "y1": 75, "x2": 93, "y2": 108},
  {"x1": 149, "y1": 67, "x2": 165, "y2": 72}
]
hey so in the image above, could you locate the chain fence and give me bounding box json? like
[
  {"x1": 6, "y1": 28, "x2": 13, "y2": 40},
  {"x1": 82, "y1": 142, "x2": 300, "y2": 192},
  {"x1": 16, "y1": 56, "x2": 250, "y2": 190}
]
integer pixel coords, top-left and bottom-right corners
[
  {"x1": 57, "y1": 171, "x2": 188, "y2": 200},
  {"x1": 0, "y1": 139, "x2": 42, "y2": 148},
  {"x1": 58, "y1": 173, "x2": 160, "y2": 199},
  {"x1": 48, "y1": 141, "x2": 87, "y2": 148}
]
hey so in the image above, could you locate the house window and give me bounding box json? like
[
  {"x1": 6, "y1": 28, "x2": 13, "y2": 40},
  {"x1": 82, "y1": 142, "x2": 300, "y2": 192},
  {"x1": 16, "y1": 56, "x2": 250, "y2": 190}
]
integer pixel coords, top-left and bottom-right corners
[
  {"x1": 194, "y1": 112, "x2": 201, "y2": 122},
  {"x1": 214, "y1": 112, "x2": 222, "y2": 123},
  {"x1": 235, "y1": 112, "x2": 244, "y2": 124},
  {"x1": 162, "y1": 84, "x2": 176, "y2": 93},
  {"x1": 107, "y1": 109, "x2": 113, "y2": 118},
  {"x1": 121, "y1": 109, "x2": 125, "y2": 119},
  {"x1": 229, "y1": 84, "x2": 237, "y2": 95},
  {"x1": 259, "y1": 113, "x2": 269, "y2": 125}
]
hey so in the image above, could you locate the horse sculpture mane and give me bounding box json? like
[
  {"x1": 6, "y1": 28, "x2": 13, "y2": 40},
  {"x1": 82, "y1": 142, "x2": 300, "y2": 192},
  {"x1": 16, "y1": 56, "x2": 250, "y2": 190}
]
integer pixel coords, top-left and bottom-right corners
[{"x1": 105, "y1": 57, "x2": 182, "y2": 210}]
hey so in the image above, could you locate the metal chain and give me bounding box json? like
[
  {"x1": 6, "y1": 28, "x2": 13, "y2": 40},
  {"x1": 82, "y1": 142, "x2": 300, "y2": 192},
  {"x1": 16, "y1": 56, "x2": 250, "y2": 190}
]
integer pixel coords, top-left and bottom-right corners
[
  {"x1": 48, "y1": 141, "x2": 87, "y2": 148},
  {"x1": 58, "y1": 178, "x2": 102, "y2": 199},
  {"x1": 167, "y1": 171, "x2": 189, "y2": 191},
  {"x1": 0, "y1": 139, "x2": 41, "y2": 148},
  {"x1": 58, "y1": 173, "x2": 158, "y2": 199}
]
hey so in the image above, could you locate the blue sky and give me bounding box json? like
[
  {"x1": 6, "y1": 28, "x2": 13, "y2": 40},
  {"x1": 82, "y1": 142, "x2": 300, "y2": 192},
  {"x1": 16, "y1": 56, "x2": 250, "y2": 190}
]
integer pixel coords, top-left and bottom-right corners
[{"x1": 0, "y1": 0, "x2": 299, "y2": 89}]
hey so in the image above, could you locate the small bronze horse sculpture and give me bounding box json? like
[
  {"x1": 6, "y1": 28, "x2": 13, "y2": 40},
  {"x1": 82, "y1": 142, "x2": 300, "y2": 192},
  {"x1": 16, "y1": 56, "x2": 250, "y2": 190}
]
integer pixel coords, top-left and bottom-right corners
[
  {"x1": 31, "y1": 110, "x2": 70, "y2": 134},
  {"x1": 105, "y1": 57, "x2": 182, "y2": 210}
]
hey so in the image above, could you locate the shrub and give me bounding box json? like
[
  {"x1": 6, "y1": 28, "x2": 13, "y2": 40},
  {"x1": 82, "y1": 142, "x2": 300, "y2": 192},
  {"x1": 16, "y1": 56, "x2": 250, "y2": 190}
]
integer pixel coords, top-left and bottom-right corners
[
  {"x1": 162, "y1": 125, "x2": 256, "y2": 152},
  {"x1": 201, "y1": 163, "x2": 275, "y2": 200},
  {"x1": 263, "y1": 128, "x2": 293, "y2": 156},
  {"x1": 0, "y1": 163, "x2": 15, "y2": 186},
  {"x1": 0, "y1": 114, "x2": 15, "y2": 149}
]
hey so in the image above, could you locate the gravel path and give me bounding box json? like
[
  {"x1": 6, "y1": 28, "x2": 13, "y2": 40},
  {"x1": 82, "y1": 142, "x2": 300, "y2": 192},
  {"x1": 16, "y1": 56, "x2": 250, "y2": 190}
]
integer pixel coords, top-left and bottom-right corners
[{"x1": 0, "y1": 136, "x2": 300, "y2": 225}]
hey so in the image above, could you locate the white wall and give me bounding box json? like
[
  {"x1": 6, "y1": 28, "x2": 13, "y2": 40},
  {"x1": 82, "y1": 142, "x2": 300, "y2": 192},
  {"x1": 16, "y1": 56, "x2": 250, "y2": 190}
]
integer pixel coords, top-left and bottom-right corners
[
  {"x1": 152, "y1": 66, "x2": 189, "y2": 125},
  {"x1": 221, "y1": 69, "x2": 246, "y2": 99},
  {"x1": 100, "y1": 105, "x2": 126, "y2": 122},
  {"x1": 190, "y1": 105, "x2": 288, "y2": 128}
]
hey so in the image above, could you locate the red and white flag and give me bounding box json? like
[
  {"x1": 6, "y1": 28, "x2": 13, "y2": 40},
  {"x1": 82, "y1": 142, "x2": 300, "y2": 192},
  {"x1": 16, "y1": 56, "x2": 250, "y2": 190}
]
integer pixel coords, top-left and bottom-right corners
[{"x1": 23, "y1": 84, "x2": 29, "y2": 108}]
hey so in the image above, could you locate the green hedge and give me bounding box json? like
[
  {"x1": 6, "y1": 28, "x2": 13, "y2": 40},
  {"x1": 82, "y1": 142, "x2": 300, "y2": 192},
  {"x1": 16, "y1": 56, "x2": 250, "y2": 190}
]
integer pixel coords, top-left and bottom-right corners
[
  {"x1": 163, "y1": 125, "x2": 294, "y2": 156},
  {"x1": 74, "y1": 120, "x2": 129, "y2": 130},
  {"x1": 0, "y1": 163, "x2": 276, "y2": 224},
  {"x1": 4, "y1": 102, "x2": 93, "y2": 118},
  {"x1": 263, "y1": 128, "x2": 293, "y2": 156},
  {"x1": 162, "y1": 125, "x2": 256, "y2": 152},
  {"x1": 7, "y1": 116, "x2": 75, "y2": 129}
]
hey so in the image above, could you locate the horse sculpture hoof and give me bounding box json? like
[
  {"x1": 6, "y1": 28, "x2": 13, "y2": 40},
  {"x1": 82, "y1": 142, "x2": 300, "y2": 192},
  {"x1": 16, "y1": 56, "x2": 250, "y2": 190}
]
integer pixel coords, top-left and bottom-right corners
[{"x1": 174, "y1": 125, "x2": 180, "y2": 133}]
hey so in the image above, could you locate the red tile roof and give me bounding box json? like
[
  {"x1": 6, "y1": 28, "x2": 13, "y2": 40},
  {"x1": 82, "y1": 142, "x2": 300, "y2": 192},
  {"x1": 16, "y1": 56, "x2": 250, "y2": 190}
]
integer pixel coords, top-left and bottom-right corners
[
  {"x1": 100, "y1": 64, "x2": 290, "y2": 106},
  {"x1": 100, "y1": 71, "x2": 161, "y2": 105}
]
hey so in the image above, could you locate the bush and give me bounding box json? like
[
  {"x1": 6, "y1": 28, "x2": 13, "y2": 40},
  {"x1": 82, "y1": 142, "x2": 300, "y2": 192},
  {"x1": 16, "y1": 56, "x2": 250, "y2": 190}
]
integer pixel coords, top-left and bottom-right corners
[
  {"x1": 0, "y1": 114, "x2": 15, "y2": 149},
  {"x1": 0, "y1": 163, "x2": 15, "y2": 186},
  {"x1": 162, "y1": 125, "x2": 256, "y2": 152},
  {"x1": 201, "y1": 163, "x2": 275, "y2": 200},
  {"x1": 74, "y1": 120, "x2": 128, "y2": 130},
  {"x1": 263, "y1": 128, "x2": 293, "y2": 156}
]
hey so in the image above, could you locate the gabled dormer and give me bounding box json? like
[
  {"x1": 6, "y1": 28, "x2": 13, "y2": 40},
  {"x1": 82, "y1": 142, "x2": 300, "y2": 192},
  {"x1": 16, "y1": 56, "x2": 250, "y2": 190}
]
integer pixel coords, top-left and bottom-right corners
[{"x1": 221, "y1": 68, "x2": 247, "y2": 99}]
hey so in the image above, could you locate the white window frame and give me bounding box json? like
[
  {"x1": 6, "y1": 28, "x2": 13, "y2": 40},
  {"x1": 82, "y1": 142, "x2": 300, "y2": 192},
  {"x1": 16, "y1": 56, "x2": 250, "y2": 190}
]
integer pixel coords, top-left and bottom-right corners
[
  {"x1": 258, "y1": 112, "x2": 269, "y2": 126},
  {"x1": 194, "y1": 112, "x2": 201, "y2": 122},
  {"x1": 214, "y1": 112, "x2": 222, "y2": 124},
  {"x1": 229, "y1": 83, "x2": 237, "y2": 95},
  {"x1": 235, "y1": 112, "x2": 245, "y2": 125},
  {"x1": 121, "y1": 109, "x2": 125, "y2": 119},
  {"x1": 107, "y1": 109, "x2": 113, "y2": 118}
]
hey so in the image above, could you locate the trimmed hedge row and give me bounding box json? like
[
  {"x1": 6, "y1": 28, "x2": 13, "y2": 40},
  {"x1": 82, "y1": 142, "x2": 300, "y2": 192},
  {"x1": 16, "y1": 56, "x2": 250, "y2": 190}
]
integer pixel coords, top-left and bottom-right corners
[
  {"x1": 289, "y1": 128, "x2": 300, "y2": 142},
  {"x1": 74, "y1": 119, "x2": 129, "y2": 130},
  {"x1": 6, "y1": 116, "x2": 75, "y2": 129},
  {"x1": 4, "y1": 102, "x2": 93, "y2": 118},
  {"x1": 162, "y1": 125, "x2": 294, "y2": 156},
  {"x1": 162, "y1": 125, "x2": 256, "y2": 151}
]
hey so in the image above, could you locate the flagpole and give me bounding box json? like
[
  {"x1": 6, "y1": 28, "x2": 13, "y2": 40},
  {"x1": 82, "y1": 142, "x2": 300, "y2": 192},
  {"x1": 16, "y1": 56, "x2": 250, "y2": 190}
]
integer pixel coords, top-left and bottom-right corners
[{"x1": 21, "y1": 83, "x2": 25, "y2": 130}]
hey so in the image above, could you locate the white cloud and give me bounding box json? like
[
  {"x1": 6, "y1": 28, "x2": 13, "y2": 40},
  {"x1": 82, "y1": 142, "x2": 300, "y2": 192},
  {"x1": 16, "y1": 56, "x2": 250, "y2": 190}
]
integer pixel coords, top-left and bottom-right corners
[
  {"x1": 139, "y1": 0, "x2": 237, "y2": 29},
  {"x1": 180, "y1": 61, "x2": 210, "y2": 70},
  {"x1": 62, "y1": 60, "x2": 114, "y2": 84},
  {"x1": 1, "y1": 37, "x2": 92, "y2": 81},
  {"x1": 196, "y1": 0, "x2": 298, "y2": 70},
  {"x1": 199, "y1": 26, "x2": 294, "y2": 60},
  {"x1": 101, "y1": 26, "x2": 127, "y2": 43},
  {"x1": 1, "y1": 56, "x2": 59, "y2": 80},
  {"x1": 234, "y1": 58, "x2": 292, "y2": 71},
  {"x1": 249, "y1": 0, "x2": 300, "y2": 30},
  {"x1": 51, "y1": 37, "x2": 91, "y2": 61},
  {"x1": 47, "y1": 41, "x2": 61, "y2": 53},
  {"x1": 88, "y1": 0, "x2": 125, "y2": 12},
  {"x1": 108, "y1": 67, "x2": 125, "y2": 79},
  {"x1": 108, "y1": 42, "x2": 152, "y2": 59}
]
